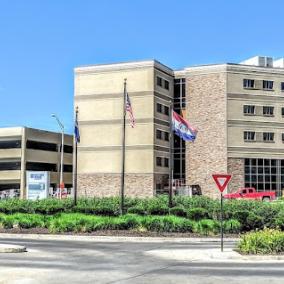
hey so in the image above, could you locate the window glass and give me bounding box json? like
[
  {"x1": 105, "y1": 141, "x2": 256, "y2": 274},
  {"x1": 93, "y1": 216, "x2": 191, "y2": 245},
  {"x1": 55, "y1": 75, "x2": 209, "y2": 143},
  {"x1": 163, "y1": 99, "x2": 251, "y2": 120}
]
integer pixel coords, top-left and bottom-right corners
[
  {"x1": 243, "y1": 105, "x2": 255, "y2": 115},
  {"x1": 164, "y1": 106, "x2": 169, "y2": 116},
  {"x1": 164, "y1": 80, "x2": 169, "y2": 90},
  {"x1": 156, "y1": 130, "x2": 162, "y2": 140},
  {"x1": 243, "y1": 79, "x2": 254, "y2": 88},
  {"x1": 263, "y1": 106, "x2": 274, "y2": 116},
  {"x1": 156, "y1": 157, "x2": 162, "y2": 167},
  {"x1": 157, "y1": 103, "x2": 162, "y2": 113},
  {"x1": 157, "y1": 76, "x2": 162, "y2": 87},
  {"x1": 263, "y1": 80, "x2": 274, "y2": 90}
]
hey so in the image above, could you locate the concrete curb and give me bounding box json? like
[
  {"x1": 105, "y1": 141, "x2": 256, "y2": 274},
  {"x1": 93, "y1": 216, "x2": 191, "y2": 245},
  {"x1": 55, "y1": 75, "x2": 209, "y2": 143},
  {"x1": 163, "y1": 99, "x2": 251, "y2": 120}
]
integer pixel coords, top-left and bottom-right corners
[
  {"x1": 0, "y1": 244, "x2": 26, "y2": 253},
  {"x1": 0, "y1": 233, "x2": 239, "y2": 243}
]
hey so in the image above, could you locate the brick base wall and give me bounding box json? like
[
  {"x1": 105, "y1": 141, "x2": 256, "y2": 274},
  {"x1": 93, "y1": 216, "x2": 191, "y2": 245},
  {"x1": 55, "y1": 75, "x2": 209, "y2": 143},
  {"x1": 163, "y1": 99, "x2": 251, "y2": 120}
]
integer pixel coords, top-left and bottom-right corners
[
  {"x1": 227, "y1": 158, "x2": 244, "y2": 193},
  {"x1": 77, "y1": 173, "x2": 154, "y2": 198}
]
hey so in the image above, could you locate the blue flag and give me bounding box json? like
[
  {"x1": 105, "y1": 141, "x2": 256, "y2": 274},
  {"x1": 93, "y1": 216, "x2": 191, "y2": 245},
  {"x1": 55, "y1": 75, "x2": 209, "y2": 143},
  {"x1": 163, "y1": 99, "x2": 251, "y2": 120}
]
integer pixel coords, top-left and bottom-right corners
[{"x1": 74, "y1": 118, "x2": 80, "y2": 143}]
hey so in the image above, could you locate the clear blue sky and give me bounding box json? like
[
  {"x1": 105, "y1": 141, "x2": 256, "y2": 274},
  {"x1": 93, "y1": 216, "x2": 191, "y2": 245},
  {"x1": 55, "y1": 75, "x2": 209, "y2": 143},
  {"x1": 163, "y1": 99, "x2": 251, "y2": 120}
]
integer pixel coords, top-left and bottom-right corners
[{"x1": 0, "y1": 0, "x2": 283, "y2": 133}]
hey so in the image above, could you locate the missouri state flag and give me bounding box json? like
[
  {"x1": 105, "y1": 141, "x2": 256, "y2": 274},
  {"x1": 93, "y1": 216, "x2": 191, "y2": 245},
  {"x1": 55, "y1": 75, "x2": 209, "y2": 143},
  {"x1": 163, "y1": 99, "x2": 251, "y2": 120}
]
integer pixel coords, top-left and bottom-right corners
[{"x1": 172, "y1": 110, "x2": 197, "y2": 141}]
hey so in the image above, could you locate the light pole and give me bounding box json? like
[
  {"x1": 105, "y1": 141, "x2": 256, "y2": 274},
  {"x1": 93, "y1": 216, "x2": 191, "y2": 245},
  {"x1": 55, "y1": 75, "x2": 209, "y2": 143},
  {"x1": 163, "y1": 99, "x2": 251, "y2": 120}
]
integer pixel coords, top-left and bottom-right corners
[{"x1": 51, "y1": 114, "x2": 64, "y2": 199}]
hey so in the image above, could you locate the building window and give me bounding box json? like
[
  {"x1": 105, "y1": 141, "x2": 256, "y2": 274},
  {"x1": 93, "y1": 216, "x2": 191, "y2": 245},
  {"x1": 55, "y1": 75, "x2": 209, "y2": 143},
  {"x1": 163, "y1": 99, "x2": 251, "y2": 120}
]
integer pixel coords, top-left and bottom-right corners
[
  {"x1": 164, "y1": 80, "x2": 169, "y2": 90},
  {"x1": 245, "y1": 158, "x2": 280, "y2": 195},
  {"x1": 244, "y1": 131, "x2": 255, "y2": 141},
  {"x1": 282, "y1": 107, "x2": 284, "y2": 116},
  {"x1": 164, "y1": 105, "x2": 169, "y2": 116},
  {"x1": 263, "y1": 80, "x2": 274, "y2": 90},
  {"x1": 157, "y1": 76, "x2": 163, "y2": 87},
  {"x1": 157, "y1": 103, "x2": 162, "y2": 113},
  {"x1": 156, "y1": 129, "x2": 162, "y2": 140},
  {"x1": 64, "y1": 145, "x2": 73, "y2": 154},
  {"x1": 164, "y1": 132, "x2": 169, "y2": 141},
  {"x1": 243, "y1": 105, "x2": 255, "y2": 115},
  {"x1": 263, "y1": 132, "x2": 274, "y2": 142},
  {"x1": 164, "y1": 158, "x2": 169, "y2": 167},
  {"x1": 26, "y1": 140, "x2": 57, "y2": 152},
  {"x1": 26, "y1": 162, "x2": 57, "y2": 172},
  {"x1": 0, "y1": 161, "x2": 21, "y2": 171},
  {"x1": 156, "y1": 157, "x2": 162, "y2": 167},
  {"x1": 281, "y1": 82, "x2": 284, "y2": 91},
  {"x1": 63, "y1": 165, "x2": 73, "y2": 173},
  {"x1": 0, "y1": 140, "x2": 21, "y2": 149},
  {"x1": 243, "y1": 79, "x2": 255, "y2": 88},
  {"x1": 263, "y1": 106, "x2": 274, "y2": 116},
  {"x1": 282, "y1": 133, "x2": 284, "y2": 142}
]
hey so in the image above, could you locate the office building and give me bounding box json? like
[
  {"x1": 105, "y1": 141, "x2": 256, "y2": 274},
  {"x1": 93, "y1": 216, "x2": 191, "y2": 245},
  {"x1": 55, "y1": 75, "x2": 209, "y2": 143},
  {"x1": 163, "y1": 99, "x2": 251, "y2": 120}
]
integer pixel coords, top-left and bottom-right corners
[
  {"x1": 0, "y1": 127, "x2": 73, "y2": 199},
  {"x1": 75, "y1": 56, "x2": 284, "y2": 198}
]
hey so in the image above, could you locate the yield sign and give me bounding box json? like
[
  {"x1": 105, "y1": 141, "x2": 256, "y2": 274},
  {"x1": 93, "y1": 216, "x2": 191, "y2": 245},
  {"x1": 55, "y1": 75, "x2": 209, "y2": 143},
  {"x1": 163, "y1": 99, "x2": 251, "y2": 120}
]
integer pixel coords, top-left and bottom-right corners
[{"x1": 212, "y1": 174, "x2": 232, "y2": 193}]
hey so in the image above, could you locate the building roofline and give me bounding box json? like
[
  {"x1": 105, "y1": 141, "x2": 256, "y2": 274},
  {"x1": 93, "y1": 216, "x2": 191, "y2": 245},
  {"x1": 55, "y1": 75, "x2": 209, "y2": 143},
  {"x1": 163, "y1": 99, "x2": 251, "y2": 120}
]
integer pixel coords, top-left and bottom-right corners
[
  {"x1": 0, "y1": 126, "x2": 72, "y2": 137},
  {"x1": 74, "y1": 59, "x2": 174, "y2": 75}
]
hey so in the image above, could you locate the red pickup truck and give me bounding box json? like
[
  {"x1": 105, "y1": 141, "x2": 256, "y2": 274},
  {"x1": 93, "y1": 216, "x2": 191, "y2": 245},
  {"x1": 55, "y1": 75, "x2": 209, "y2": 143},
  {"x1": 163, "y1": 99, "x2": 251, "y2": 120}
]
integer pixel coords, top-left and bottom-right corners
[{"x1": 223, "y1": 187, "x2": 276, "y2": 201}]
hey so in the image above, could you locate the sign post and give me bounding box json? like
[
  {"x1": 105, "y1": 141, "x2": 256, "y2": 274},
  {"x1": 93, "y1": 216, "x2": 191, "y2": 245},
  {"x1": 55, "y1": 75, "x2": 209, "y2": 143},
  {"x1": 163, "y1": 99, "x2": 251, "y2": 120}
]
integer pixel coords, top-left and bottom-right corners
[
  {"x1": 212, "y1": 174, "x2": 232, "y2": 252},
  {"x1": 26, "y1": 171, "x2": 50, "y2": 200}
]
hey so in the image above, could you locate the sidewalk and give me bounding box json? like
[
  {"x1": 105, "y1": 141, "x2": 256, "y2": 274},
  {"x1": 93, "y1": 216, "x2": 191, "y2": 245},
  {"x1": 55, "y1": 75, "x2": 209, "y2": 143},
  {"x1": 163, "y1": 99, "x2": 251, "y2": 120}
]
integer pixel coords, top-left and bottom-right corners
[{"x1": 0, "y1": 233, "x2": 238, "y2": 243}]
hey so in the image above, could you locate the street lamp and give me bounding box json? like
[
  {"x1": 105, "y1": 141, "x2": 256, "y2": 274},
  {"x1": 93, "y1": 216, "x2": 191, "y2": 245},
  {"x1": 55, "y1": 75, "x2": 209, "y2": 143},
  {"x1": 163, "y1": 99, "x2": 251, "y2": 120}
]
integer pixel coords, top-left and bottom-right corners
[{"x1": 51, "y1": 114, "x2": 64, "y2": 199}]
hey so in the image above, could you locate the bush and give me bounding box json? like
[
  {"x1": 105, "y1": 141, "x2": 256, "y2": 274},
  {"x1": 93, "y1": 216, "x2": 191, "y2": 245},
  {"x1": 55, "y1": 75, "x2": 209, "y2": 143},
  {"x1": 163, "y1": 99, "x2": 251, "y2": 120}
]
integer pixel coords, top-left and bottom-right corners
[
  {"x1": 238, "y1": 229, "x2": 284, "y2": 254},
  {"x1": 169, "y1": 206, "x2": 187, "y2": 217},
  {"x1": 224, "y1": 219, "x2": 241, "y2": 234},
  {"x1": 246, "y1": 212, "x2": 264, "y2": 231},
  {"x1": 187, "y1": 208, "x2": 209, "y2": 221},
  {"x1": 127, "y1": 206, "x2": 146, "y2": 215},
  {"x1": 194, "y1": 219, "x2": 219, "y2": 236}
]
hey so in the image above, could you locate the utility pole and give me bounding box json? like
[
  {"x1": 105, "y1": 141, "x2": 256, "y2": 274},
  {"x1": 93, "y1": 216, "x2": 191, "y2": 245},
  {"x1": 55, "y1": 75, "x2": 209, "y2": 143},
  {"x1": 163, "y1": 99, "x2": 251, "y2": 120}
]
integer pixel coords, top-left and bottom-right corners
[
  {"x1": 52, "y1": 114, "x2": 64, "y2": 199},
  {"x1": 120, "y1": 79, "x2": 127, "y2": 215}
]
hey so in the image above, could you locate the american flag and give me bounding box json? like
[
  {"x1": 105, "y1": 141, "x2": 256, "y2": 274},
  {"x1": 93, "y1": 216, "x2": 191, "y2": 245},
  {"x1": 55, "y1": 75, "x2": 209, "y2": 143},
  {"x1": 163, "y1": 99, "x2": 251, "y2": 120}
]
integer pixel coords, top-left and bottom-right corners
[{"x1": 126, "y1": 92, "x2": 135, "y2": 128}]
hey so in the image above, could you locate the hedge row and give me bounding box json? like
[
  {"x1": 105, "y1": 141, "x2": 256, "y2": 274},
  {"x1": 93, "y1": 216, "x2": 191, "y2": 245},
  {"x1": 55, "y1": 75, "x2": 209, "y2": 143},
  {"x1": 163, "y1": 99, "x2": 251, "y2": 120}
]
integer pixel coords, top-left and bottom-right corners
[
  {"x1": 238, "y1": 229, "x2": 284, "y2": 254},
  {"x1": 0, "y1": 196, "x2": 283, "y2": 232},
  {"x1": 0, "y1": 213, "x2": 241, "y2": 235}
]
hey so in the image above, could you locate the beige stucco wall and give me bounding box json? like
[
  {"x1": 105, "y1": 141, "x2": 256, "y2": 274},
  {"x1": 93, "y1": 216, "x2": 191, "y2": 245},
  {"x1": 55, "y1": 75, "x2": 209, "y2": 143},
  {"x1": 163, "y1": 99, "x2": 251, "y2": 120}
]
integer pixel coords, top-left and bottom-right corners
[{"x1": 227, "y1": 69, "x2": 284, "y2": 160}]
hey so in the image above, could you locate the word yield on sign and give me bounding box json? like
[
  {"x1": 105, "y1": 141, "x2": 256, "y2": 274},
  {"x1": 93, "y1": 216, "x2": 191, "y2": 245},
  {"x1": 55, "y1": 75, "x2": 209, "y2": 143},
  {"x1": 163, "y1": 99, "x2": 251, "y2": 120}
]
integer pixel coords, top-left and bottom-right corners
[{"x1": 212, "y1": 174, "x2": 232, "y2": 193}]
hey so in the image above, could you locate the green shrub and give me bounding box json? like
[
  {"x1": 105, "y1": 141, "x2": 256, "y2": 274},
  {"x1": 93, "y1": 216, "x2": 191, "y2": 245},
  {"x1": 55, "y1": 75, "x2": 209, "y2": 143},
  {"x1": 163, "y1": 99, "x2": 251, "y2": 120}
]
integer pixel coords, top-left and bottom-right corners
[
  {"x1": 224, "y1": 219, "x2": 241, "y2": 234},
  {"x1": 127, "y1": 206, "x2": 146, "y2": 215},
  {"x1": 194, "y1": 219, "x2": 219, "y2": 236},
  {"x1": 169, "y1": 206, "x2": 187, "y2": 217},
  {"x1": 187, "y1": 208, "x2": 209, "y2": 221},
  {"x1": 246, "y1": 212, "x2": 264, "y2": 231},
  {"x1": 238, "y1": 229, "x2": 284, "y2": 254}
]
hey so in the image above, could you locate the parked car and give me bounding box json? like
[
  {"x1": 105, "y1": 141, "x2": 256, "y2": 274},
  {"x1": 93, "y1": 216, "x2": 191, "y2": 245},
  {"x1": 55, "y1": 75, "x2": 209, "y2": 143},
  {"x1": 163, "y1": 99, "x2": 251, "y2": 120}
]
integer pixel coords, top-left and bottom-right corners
[{"x1": 223, "y1": 187, "x2": 276, "y2": 201}]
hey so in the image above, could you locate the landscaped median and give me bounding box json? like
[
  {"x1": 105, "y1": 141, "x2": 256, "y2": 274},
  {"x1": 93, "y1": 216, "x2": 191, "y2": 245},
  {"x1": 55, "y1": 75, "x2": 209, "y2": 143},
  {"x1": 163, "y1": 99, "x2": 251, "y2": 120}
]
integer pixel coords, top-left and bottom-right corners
[
  {"x1": 0, "y1": 195, "x2": 283, "y2": 235},
  {"x1": 0, "y1": 213, "x2": 240, "y2": 235}
]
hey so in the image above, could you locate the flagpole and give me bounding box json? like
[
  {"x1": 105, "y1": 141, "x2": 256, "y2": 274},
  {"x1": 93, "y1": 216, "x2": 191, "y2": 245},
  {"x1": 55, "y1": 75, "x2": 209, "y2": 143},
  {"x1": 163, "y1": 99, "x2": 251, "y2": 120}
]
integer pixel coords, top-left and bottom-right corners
[
  {"x1": 169, "y1": 100, "x2": 174, "y2": 208},
  {"x1": 73, "y1": 106, "x2": 79, "y2": 206},
  {"x1": 120, "y1": 79, "x2": 127, "y2": 215}
]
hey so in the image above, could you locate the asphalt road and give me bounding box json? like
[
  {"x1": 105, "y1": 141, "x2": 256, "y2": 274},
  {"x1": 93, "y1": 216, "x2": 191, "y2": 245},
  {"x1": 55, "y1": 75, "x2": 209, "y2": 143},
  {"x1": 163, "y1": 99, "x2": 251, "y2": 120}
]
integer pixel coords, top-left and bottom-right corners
[{"x1": 0, "y1": 236, "x2": 283, "y2": 284}]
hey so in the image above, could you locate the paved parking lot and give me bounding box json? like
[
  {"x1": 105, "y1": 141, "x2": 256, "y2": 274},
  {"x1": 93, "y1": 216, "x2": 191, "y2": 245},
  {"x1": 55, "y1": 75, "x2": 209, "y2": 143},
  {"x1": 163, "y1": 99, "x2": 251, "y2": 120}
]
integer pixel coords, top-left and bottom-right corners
[{"x1": 0, "y1": 235, "x2": 283, "y2": 284}]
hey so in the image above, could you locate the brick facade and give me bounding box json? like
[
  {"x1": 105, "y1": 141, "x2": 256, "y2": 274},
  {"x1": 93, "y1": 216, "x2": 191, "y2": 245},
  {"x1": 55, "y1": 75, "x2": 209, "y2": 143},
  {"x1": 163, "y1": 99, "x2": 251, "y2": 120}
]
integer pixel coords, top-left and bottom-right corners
[
  {"x1": 227, "y1": 158, "x2": 244, "y2": 192},
  {"x1": 186, "y1": 71, "x2": 227, "y2": 199},
  {"x1": 77, "y1": 173, "x2": 154, "y2": 198}
]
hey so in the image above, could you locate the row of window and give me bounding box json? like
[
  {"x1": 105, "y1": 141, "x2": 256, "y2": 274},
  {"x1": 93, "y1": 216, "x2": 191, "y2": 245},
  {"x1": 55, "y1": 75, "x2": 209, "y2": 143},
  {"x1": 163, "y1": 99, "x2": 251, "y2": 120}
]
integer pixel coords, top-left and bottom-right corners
[
  {"x1": 0, "y1": 162, "x2": 73, "y2": 172},
  {"x1": 243, "y1": 105, "x2": 278, "y2": 116},
  {"x1": 157, "y1": 103, "x2": 169, "y2": 116},
  {"x1": 157, "y1": 76, "x2": 169, "y2": 90},
  {"x1": 243, "y1": 79, "x2": 284, "y2": 91},
  {"x1": 156, "y1": 129, "x2": 169, "y2": 141},
  {"x1": 0, "y1": 140, "x2": 73, "y2": 153},
  {"x1": 156, "y1": 157, "x2": 169, "y2": 167},
  {"x1": 243, "y1": 131, "x2": 282, "y2": 142}
]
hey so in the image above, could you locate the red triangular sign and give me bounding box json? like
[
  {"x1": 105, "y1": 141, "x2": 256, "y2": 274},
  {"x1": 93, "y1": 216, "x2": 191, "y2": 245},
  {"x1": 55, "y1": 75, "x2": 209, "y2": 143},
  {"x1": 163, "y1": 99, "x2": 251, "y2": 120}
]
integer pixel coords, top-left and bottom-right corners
[{"x1": 212, "y1": 174, "x2": 232, "y2": 193}]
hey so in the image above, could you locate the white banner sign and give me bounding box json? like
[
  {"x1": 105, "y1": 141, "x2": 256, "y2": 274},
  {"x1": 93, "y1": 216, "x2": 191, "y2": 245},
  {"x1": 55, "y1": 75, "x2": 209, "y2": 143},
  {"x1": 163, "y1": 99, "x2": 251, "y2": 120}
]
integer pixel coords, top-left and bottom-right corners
[{"x1": 26, "y1": 171, "x2": 50, "y2": 200}]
